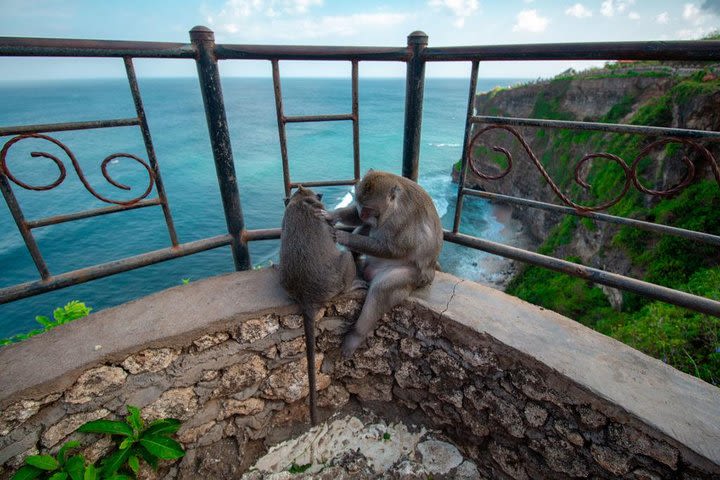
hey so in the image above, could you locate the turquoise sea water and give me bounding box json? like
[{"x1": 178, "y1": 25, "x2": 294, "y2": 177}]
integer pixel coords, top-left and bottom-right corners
[{"x1": 0, "y1": 77, "x2": 525, "y2": 338}]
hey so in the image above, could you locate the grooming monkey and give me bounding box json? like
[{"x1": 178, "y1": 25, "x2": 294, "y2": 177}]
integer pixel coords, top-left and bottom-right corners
[
  {"x1": 278, "y1": 186, "x2": 359, "y2": 425},
  {"x1": 325, "y1": 170, "x2": 443, "y2": 358}
]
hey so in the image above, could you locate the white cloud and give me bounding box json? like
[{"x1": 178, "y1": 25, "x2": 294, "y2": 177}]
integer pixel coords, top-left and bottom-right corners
[
  {"x1": 656, "y1": 12, "x2": 670, "y2": 24},
  {"x1": 628, "y1": 11, "x2": 640, "y2": 20},
  {"x1": 427, "y1": 0, "x2": 480, "y2": 28},
  {"x1": 600, "y1": 0, "x2": 635, "y2": 17},
  {"x1": 295, "y1": 13, "x2": 408, "y2": 38},
  {"x1": 210, "y1": 0, "x2": 323, "y2": 23},
  {"x1": 683, "y1": 3, "x2": 701, "y2": 20},
  {"x1": 512, "y1": 9, "x2": 549, "y2": 33},
  {"x1": 565, "y1": 3, "x2": 592, "y2": 18}
]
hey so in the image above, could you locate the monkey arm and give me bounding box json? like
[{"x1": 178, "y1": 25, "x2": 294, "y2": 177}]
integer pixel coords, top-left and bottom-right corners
[
  {"x1": 329, "y1": 205, "x2": 363, "y2": 227},
  {"x1": 335, "y1": 230, "x2": 401, "y2": 259}
]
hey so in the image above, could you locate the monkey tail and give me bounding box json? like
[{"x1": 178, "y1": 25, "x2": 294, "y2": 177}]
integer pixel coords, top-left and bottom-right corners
[{"x1": 301, "y1": 303, "x2": 319, "y2": 426}]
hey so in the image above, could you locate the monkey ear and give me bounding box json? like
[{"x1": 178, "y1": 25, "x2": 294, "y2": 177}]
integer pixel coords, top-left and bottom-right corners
[
  {"x1": 283, "y1": 197, "x2": 290, "y2": 206},
  {"x1": 367, "y1": 168, "x2": 375, "y2": 173},
  {"x1": 316, "y1": 193, "x2": 323, "y2": 201},
  {"x1": 389, "y1": 185, "x2": 400, "y2": 201},
  {"x1": 297, "y1": 185, "x2": 306, "y2": 193}
]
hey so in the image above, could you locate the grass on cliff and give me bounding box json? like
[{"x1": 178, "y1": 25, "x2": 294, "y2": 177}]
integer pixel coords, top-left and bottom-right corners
[{"x1": 504, "y1": 71, "x2": 720, "y2": 385}]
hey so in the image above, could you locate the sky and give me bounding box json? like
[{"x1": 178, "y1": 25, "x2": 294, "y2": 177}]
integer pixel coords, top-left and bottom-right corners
[{"x1": 1, "y1": 0, "x2": 719, "y2": 80}]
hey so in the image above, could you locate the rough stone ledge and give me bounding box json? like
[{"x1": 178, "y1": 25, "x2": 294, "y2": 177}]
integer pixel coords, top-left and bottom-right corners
[
  {"x1": 413, "y1": 272, "x2": 720, "y2": 469},
  {"x1": 1, "y1": 269, "x2": 718, "y2": 470}
]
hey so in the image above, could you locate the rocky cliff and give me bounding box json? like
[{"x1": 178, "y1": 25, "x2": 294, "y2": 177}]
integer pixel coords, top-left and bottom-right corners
[{"x1": 460, "y1": 68, "x2": 720, "y2": 307}]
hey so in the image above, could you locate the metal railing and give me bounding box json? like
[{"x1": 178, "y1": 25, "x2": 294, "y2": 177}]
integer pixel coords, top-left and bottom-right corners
[{"x1": 0, "y1": 27, "x2": 718, "y2": 318}]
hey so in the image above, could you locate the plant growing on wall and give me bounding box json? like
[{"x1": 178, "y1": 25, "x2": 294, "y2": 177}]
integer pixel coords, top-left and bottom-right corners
[
  {"x1": 77, "y1": 406, "x2": 185, "y2": 478},
  {"x1": 1, "y1": 301, "x2": 92, "y2": 346},
  {"x1": 11, "y1": 440, "x2": 97, "y2": 480}
]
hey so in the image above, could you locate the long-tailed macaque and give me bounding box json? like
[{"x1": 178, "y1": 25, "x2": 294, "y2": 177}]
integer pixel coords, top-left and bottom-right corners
[
  {"x1": 325, "y1": 171, "x2": 443, "y2": 358},
  {"x1": 279, "y1": 186, "x2": 358, "y2": 424}
]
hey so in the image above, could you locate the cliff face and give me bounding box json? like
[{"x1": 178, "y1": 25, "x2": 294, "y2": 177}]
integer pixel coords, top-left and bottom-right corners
[{"x1": 463, "y1": 70, "x2": 720, "y2": 307}]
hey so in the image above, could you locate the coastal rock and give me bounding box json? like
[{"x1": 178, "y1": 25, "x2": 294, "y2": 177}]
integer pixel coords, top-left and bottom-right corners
[{"x1": 65, "y1": 366, "x2": 127, "y2": 404}]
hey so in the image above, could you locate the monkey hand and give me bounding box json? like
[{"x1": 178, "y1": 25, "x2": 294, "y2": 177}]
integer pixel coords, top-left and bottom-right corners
[
  {"x1": 333, "y1": 229, "x2": 350, "y2": 246},
  {"x1": 316, "y1": 209, "x2": 338, "y2": 225}
]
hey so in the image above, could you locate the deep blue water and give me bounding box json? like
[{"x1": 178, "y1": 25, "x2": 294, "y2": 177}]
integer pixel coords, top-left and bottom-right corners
[{"x1": 0, "y1": 77, "x2": 525, "y2": 338}]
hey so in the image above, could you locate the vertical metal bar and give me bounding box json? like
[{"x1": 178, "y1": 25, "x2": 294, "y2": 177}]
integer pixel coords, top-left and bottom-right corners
[
  {"x1": 351, "y1": 60, "x2": 360, "y2": 181},
  {"x1": 0, "y1": 175, "x2": 50, "y2": 279},
  {"x1": 402, "y1": 31, "x2": 428, "y2": 181},
  {"x1": 123, "y1": 56, "x2": 179, "y2": 247},
  {"x1": 189, "y1": 26, "x2": 250, "y2": 270},
  {"x1": 271, "y1": 60, "x2": 292, "y2": 199},
  {"x1": 453, "y1": 60, "x2": 480, "y2": 233}
]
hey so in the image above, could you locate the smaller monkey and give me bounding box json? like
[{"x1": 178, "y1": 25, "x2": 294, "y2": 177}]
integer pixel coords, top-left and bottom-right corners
[{"x1": 278, "y1": 186, "x2": 359, "y2": 425}]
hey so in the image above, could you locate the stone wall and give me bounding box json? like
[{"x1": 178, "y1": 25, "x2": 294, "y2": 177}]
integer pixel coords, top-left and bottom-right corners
[{"x1": 1, "y1": 270, "x2": 718, "y2": 479}]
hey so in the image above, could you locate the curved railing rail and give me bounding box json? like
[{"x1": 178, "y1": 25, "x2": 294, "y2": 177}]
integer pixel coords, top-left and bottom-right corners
[{"x1": 0, "y1": 28, "x2": 718, "y2": 318}]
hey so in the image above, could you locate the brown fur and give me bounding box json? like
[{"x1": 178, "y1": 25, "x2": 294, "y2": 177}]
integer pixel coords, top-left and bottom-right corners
[
  {"x1": 328, "y1": 171, "x2": 443, "y2": 357},
  {"x1": 279, "y1": 186, "x2": 357, "y2": 424}
]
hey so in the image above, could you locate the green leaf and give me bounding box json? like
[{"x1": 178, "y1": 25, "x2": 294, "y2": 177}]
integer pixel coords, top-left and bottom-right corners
[
  {"x1": 47, "y1": 473, "x2": 68, "y2": 480},
  {"x1": 99, "y1": 448, "x2": 131, "y2": 477},
  {"x1": 135, "y1": 445, "x2": 158, "y2": 471},
  {"x1": 64, "y1": 455, "x2": 85, "y2": 480},
  {"x1": 11, "y1": 465, "x2": 43, "y2": 480},
  {"x1": 25, "y1": 455, "x2": 59, "y2": 471},
  {"x1": 143, "y1": 418, "x2": 181, "y2": 437},
  {"x1": 139, "y1": 436, "x2": 185, "y2": 460},
  {"x1": 83, "y1": 465, "x2": 97, "y2": 480},
  {"x1": 57, "y1": 441, "x2": 81, "y2": 466},
  {"x1": 35, "y1": 316, "x2": 54, "y2": 329},
  {"x1": 125, "y1": 405, "x2": 143, "y2": 433},
  {"x1": 128, "y1": 455, "x2": 140, "y2": 475},
  {"x1": 104, "y1": 475, "x2": 133, "y2": 480},
  {"x1": 77, "y1": 420, "x2": 133, "y2": 437},
  {"x1": 118, "y1": 437, "x2": 134, "y2": 450}
]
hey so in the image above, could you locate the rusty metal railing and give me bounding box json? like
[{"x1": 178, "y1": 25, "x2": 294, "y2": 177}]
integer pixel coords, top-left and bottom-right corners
[{"x1": 0, "y1": 28, "x2": 719, "y2": 318}]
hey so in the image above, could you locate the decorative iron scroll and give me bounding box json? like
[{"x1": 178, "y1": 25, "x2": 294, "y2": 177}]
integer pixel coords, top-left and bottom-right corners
[
  {"x1": 466, "y1": 125, "x2": 720, "y2": 212},
  {"x1": 0, "y1": 133, "x2": 155, "y2": 205}
]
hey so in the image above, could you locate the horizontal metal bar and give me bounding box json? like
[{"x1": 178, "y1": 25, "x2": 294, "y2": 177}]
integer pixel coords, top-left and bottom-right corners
[
  {"x1": 423, "y1": 40, "x2": 720, "y2": 62},
  {"x1": 0, "y1": 118, "x2": 140, "y2": 137},
  {"x1": 26, "y1": 198, "x2": 161, "y2": 229},
  {"x1": 284, "y1": 114, "x2": 354, "y2": 123},
  {"x1": 443, "y1": 231, "x2": 720, "y2": 317},
  {"x1": 463, "y1": 189, "x2": 720, "y2": 246},
  {"x1": 289, "y1": 179, "x2": 357, "y2": 188},
  {"x1": 243, "y1": 228, "x2": 281, "y2": 242},
  {"x1": 215, "y1": 44, "x2": 408, "y2": 61},
  {"x1": 0, "y1": 36, "x2": 194, "y2": 58},
  {"x1": 471, "y1": 116, "x2": 720, "y2": 140},
  {"x1": 0, "y1": 234, "x2": 232, "y2": 304}
]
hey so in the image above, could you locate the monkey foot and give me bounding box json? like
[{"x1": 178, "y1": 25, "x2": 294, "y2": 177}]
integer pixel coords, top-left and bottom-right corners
[{"x1": 341, "y1": 331, "x2": 365, "y2": 358}]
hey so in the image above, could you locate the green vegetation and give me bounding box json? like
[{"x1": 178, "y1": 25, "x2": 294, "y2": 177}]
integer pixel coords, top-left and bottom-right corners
[
  {"x1": 505, "y1": 69, "x2": 720, "y2": 385},
  {"x1": 12, "y1": 441, "x2": 97, "y2": 480},
  {"x1": 12, "y1": 406, "x2": 184, "y2": 480},
  {"x1": 1, "y1": 301, "x2": 92, "y2": 346},
  {"x1": 288, "y1": 462, "x2": 312, "y2": 474}
]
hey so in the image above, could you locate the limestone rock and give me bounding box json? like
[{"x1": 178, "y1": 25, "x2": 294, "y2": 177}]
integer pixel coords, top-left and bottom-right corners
[
  {"x1": 317, "y1": 385, "x2": 350, "y2": 409},
  {"x1": 65, "y1": 366, "x2": 127, "y2": 404},
  {"x1": 280, "y1": 314, "x2": 303, "y2": 329},
  {"x1": 192, "y1": 332, "x2": 230, "y2": 352},
  {"x1": 524, "y1": 403, "x2": 548, "y2": 428},
  {"x1": 0, "y1": 400, "x2": 40, "y2": 436},
  {"x1": 278, "y1": 337, "x2": 306, "y2": 358},
  {"x1": 591, "y1": 444, "x2": 632, "y2": 476},
  {"x1": 399, "y1": 338, "x2": 423, "y2": 359},
  {"x1": 42, "y1": 409, "x2": 109, "y2": 448},
  {"x1": 81, "y1": 436, "x2": 114, "y2": 464},
  {"x1": 213, "y1": 354, "x2": 268, "y2": 397},
  {"x1": 260, "y1": 355, "x2": 330, "y2": 403},
  {"x1": 122, "y1": 348, "x2": 179, "y2": 374},
  {"x1": 331, "y1": 298, "x2": 362, "y2": 317},
  {"x1": 456, "y1": 460, "x2": 482, "y2": 479},
  {"x1": 489, "y1": 442, "x2": 529, "y2": 480},
  {"x1": 142, "y1": 387, "x2": 198, "y2": 421},
  {"x1": 238, "y1": 315, "x2": 280, "y2": 344},
  {"x1": 178, "y1": 421, "x2": 216, "y2": 444},
  {"x1": 577, "y1": 405, "x2": 607, "y2": 429},
  {"x1": 416, "y1": 440, "x2": 463, "y2": 474},
  {"x1": 221, "y1": 398, "x2": 265, "y2": 418}
]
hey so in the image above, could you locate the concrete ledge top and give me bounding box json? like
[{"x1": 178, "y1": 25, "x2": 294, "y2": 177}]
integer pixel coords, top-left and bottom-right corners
[{"x1": 1, "y1": 269, "x2": 718, "y2": 466}]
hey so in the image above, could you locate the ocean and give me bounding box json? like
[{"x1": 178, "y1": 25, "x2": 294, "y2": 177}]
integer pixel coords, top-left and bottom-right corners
[{"x1": 0, "y1": 77, "x2": 526, "y2": 338}]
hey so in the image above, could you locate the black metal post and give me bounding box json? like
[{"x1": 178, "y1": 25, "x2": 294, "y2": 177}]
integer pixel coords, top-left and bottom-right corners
[
  {"x1": 402, "y1": 31, "x2": 428, "y2": 181},
  {"x1": 190, "y1": 26, "x2": 250, "y2": 270}
]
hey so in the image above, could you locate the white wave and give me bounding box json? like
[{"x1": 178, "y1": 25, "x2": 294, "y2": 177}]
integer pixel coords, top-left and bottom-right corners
[
  {"x1": 428, "y1": 142, "x2": 461, "y2": 148},
  {"x1": 335, "y1": 187, "x2": 354, "y2": 209}
]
